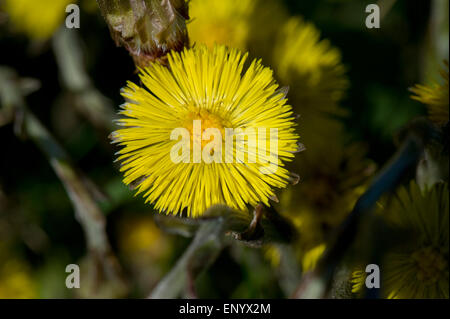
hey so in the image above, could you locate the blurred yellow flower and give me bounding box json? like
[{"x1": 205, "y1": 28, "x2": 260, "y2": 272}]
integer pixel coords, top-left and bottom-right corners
[
  {"x1": 118, "y1": 215, "x2": 169, "y2": 259},
  {"x1": 273, "y1": 17, "x2": 349, "y2": 115},
  {"x1": 352, "y1": 181, "x2": 449, "y2": 299},
  {"x1": 189, "y1": 5, "x2": 346, "y2": 116},
  {"x1": 267, "y1": 17, "x2": 355, "y2": 269},
  {"x1": 302, "y1": 244, "x2": 326, "y2": 272},
  {"x1": 188, "y1": 0, "x2": 287, "y2": 61},
  {"x1": 411, "y1": 61, "x2": 449, "y2": 126},
  {"x1": 0, "y1": 259, "x2": 37, "y2": 299},
  {"x1": 116, "y1": 215, "x2": 174, "y2": 294},
  {"x1": 113, "y1": 45, "x2": 299, "y2": 217},
  {"x1": 280, "y1": 114, "x2": 373, "y2": 254},
  {"x1": 264, "y1": 242, "x2": 326, "y2": 273},
  {"x1": 2, "y1": 0, "x2": 72, "y2": 40},
  {"x1": 263, "y1": 244, "x2": 282, "y2": 268},
  {"x1": 188, "y1": 0, "x2": 255, "y2": 50}
]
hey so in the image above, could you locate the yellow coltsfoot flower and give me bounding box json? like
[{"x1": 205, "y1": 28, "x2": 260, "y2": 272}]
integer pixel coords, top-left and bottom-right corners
[
  {"x1": 113, "y1": 45, "x2": 299, "y2": 217},
  {"x1": 2, "y1": 0, "x2": 72, "y2": 40},
  {"x1": 188, "y1": 0, "x2": 287, "y2": 62},
  {"x1": 411, "y1": 61, "x2": 449, "y2": 126},
  {"x1": 273, "y1": 17, "x2": 349, "y2": 115},
  {"x1": 188, "y1": 0, "x2": 255, "y2": 50},
  {"x1": 352, "y1": 181, "x2": 449, "y2": 299}
]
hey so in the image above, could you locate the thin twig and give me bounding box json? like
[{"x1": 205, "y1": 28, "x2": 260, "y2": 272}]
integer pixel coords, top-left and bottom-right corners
[
  {"x1": 149, "y1": 204, "x2": 298, "y2": 298},
  {"x1": 149, "y1": 220, "x2": 226, "y2": 299}
]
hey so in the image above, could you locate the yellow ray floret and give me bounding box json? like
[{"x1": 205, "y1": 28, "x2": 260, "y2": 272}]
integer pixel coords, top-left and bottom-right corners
[
  {"x1": 113, "y1": 45, "x2": 299, "y2": 217},
  {"x1": 411, "y1": 61, "x2": 449, "y2": 126}
]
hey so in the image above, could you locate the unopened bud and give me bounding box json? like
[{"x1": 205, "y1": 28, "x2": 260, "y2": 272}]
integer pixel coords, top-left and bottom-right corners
[{"x1": 97, "y1": 0, "x2": 189, "y2": 67}]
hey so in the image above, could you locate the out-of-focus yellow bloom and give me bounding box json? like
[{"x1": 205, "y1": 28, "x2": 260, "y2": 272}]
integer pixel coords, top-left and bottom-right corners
[
  {"x1": 118, "y1": 215, "x2": 169, "y2": 259},
  {"x1": 267, "y1": 16, "x2": 355, "y2": 270},
  {"x1": 264, "y1": 242, "x2": 326, "y2": 273},
  {"x1": 0, "y1": 259, "x2": 37, "y2": 299},
  {"x1": 113, "y1": 45, "x2": 299, "y2": 217},
  {"x1": 263, "y1": 245, "x2": 282, "y2": 268},
  {"x1": 273, "y1": 17, "x2": 349, "y2": 115},
  {"x1": 117, "y1": 215, "x2": 172, "y2": 294},
  {"x1": 2, "y1": 0, "x2": 72, "y2": 40},
  {"x1": 280, "y1": 114, "x2": 374, "y2": 255},
  {"x1": 302, "y1": 244, "x2": 326, "y2": 272},
  {"x1": 411, "y1": 61, "x2": 449, "y2": 126},
  {"x1": 189, "y1": 3, "x2": 347, "y2": 116},
  {"x1": 352, "y1": 181, "x2": 449, "y2": 299},
  {"x1": 188, "y1": 0, "x2": 255, "y2": 50},
  {"x1": 188, "y1": 0, "x2": 287, "y2": 61}
]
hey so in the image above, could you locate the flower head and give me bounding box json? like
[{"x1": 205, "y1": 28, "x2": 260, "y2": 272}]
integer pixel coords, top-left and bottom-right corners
[
  {"x1": 2, "y1": 0, "x2": 72, "y2": 40},
  {"x1": 188, "y1": 0, "x2": 255, "y2": 50},
  {"x1": 280, "y1": 115, "x2": 374, "y2": 253},
  {"x1": 352, "y1": 181, "x2": 449, "y2": 299},
  {"x1": 411, "y1": 61, "x2": 449, "y2": 126},
  {"x1": 188, "y1": 0, "x2": 287, "y2": 63},
  {"x1": 273, "y1": 17, "x2": 349, "y2": 115},
  {"x1": 113, "y1": 45, "x2": 299, "y2": 217}
]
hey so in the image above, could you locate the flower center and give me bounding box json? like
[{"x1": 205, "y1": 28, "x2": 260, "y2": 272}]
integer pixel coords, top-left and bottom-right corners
[
  {"x1": 411, "y1": 246, "x2": 448, "y2": 285},
  {"x1": 183, "y1": 108, "x2": 230, "y2": 149}
]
